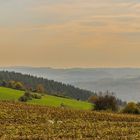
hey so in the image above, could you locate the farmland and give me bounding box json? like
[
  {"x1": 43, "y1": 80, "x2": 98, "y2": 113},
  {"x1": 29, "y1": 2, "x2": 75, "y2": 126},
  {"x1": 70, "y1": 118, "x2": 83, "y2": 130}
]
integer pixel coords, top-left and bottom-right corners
[
  {"x1": 0, "y1": 101, "x2": 140, "y2": 139},
  {"x1": 0, "y1": 87, "x2": 92, "y2": 110}
]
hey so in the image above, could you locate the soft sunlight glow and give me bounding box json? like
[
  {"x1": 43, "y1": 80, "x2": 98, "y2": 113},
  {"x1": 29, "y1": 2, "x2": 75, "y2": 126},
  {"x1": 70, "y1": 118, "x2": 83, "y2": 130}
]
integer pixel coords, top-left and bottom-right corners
[{"x1": 0, "y1": 0, "x2": 140, "y2": 67}]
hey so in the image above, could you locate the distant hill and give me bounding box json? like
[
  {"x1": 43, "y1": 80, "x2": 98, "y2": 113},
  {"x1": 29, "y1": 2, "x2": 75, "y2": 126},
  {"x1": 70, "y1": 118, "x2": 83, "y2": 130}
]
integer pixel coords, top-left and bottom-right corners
[
  {"x1": 0, "y1": 71, "x2": 94, "y2": 100},
  {"x1": 1, "y1": 67, "x2": 140, "y2": 101}
]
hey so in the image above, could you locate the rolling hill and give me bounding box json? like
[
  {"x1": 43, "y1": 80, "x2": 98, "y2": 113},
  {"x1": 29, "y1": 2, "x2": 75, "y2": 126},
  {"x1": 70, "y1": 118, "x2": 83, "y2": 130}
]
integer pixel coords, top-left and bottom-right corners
[
  {"x1": 2, "y1": 67, "x2": 140, "y2": 101},
  {"x1": 0, "y1": 87, "x2": 93, "y2": 110},
  {"x1": 0, "y1": 71, "x2": 94, "y2": 101}
]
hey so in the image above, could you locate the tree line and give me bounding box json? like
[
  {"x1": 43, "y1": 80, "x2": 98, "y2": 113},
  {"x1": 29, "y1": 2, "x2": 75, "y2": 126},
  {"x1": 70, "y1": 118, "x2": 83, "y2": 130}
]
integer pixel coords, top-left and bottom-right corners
[
  {"x1": 0, "y1": 71, "x2": 137, "y2": 114},
  {"x1": 0, "y1": 71, "x2": 94, "y2": 100}
]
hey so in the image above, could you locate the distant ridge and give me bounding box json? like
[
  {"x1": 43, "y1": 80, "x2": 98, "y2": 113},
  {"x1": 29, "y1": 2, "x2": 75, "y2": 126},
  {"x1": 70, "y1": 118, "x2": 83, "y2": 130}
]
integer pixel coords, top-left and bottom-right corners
[
  {"x1": 0, "y1": 71, "x2": 94, "y2": 100},
  {"x1": 1, "y1": 67, "x2": 140, "y2": 101}
]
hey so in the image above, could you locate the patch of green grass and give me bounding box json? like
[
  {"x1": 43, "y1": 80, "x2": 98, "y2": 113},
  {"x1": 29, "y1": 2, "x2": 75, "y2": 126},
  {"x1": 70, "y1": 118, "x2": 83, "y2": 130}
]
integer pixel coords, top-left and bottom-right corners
[
  {"x1": 0, "y1": 87, "x2": 93, "y2": 110},
  {"x1": 0, "y1": 87, "x2": 24, "y2": 100},
  {"x1": 29, "y1": 95, "x2": 93, "y2": 110}
]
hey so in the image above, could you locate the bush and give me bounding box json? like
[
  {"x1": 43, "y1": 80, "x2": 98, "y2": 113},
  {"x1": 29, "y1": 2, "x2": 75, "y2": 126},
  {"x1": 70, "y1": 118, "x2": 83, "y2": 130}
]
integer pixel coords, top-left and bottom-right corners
[
  {"x1": 7, "y1": 81, "x2": 24, "y2": 90},
  {"x1": 36, "y1": 84, "x2": 45, "y2": 93},
  {"x1": 122, "y1": 102, "x2": 140, "y2": 114},
  {"x1": 93, "y1": 94, "x2": 118, "y2": 111},
  {"x1": 14, "y1": 82, "x2": 24, "y2": 90},
  {"x1": 31, "y1": 93, "x2": 42, "y2": 99},
  {"x1": 18, "y1": 95, "x2": 29, "y2": 102},
  {"x1": 18, "y1": 91, "x2": 42, "y2": 102},
  {"x1": 88, "y1": 95, "x2": 98, "y2": 103},
  {"x1": 24, "y1": 91, "x2": 32, "y2": 100}
]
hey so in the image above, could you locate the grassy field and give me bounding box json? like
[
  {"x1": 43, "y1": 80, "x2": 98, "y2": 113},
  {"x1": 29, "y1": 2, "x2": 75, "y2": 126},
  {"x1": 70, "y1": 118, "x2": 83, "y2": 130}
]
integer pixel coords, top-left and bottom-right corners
[
  {"x1": 0, "y1": 87, "x2": 24, "y2": 100},
  {"x1": 0, "y1": 87, "x2": 93, "y2": 110},
  {"x1": 0, "y1": 101, "x2": 140, "y2": 139}
]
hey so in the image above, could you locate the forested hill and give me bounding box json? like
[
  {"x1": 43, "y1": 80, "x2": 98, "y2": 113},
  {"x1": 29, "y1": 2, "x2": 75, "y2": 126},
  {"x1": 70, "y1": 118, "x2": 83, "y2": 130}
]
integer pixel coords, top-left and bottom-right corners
[{"x1": 0, "y1": 71, "x2": 94, "y2": 100}]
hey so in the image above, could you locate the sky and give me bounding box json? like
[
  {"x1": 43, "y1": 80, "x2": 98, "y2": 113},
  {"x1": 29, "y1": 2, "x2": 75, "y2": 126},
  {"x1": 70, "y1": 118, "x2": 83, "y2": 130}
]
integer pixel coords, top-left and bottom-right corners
[{"x1": 0, "y1": 0, "x2": 140, "y2": 68}]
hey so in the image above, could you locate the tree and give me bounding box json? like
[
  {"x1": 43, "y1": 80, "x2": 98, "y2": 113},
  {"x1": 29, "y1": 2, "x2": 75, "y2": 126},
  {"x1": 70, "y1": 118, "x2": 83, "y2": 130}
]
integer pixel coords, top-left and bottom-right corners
[
  {"x1": 36, "y1": 84, "x2": 45, "y2": 93},
  {"x1": 122, "y1": 102, "x2": 140, "y2": 114},
  {"x1": 7, "y1": 80, "x2": 15, "y2": 89},
  {"x1": 92, "y1": 93, "x2": 118, "y2": 111},
  {"x1": 88, "y1": 95, "x2": 98, "y2": 103},
  {"x1": 1, "y1": 80, "x2": 7, "y2": 87},
  {"x1": 14, "y1": 82, "x2": 24, "y2": 90}
]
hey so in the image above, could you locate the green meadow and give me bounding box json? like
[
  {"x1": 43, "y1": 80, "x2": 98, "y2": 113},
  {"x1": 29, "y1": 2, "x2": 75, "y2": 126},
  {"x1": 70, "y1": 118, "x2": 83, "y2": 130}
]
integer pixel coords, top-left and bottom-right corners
[{"x1": 0, "y1": 87, "x2": 93, "y2": 110}]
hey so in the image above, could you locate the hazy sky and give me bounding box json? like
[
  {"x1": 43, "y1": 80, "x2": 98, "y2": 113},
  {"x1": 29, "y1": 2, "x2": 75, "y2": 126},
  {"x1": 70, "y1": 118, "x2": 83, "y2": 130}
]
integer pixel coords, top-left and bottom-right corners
[{"x1": 0, "y1": 0, "x2": 140, "y2": 68}]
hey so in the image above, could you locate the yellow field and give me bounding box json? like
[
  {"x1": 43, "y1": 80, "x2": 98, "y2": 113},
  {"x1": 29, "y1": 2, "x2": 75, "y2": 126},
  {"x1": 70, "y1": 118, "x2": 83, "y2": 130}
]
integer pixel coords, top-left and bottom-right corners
[{"x1": 0, "y1": 101, "x2": 140, "y2": 139}]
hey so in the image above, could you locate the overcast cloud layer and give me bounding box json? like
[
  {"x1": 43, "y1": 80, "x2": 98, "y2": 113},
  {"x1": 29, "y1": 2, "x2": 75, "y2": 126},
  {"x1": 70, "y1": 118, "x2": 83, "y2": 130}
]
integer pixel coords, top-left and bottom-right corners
[{"x1": 0, "y1": 0, "x2": 140, "y2": 67}]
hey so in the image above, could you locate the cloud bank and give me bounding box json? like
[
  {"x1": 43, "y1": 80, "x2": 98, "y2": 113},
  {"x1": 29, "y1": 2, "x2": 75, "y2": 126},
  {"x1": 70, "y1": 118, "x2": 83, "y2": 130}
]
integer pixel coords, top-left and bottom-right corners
[{"x1": 0, "y1": 0, "x2": 140, "y2": 67}]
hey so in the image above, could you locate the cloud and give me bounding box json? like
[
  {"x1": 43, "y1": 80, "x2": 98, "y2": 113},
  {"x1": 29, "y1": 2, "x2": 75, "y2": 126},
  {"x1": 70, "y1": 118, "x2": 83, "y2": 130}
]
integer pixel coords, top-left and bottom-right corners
[{"x1": 0, "y1": 0, "x2": 140, "y2": 67}]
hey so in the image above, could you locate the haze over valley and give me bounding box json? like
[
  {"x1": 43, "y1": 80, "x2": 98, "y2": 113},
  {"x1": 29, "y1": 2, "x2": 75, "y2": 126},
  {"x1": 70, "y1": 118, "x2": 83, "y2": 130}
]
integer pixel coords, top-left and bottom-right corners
[{"x1": 1, "y1": 67, "x2": 140, "y2": 101}]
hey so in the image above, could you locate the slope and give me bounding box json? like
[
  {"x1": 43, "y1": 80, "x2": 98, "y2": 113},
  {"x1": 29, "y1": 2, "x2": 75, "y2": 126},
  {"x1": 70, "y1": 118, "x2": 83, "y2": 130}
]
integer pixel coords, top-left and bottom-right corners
[
  {"x1": 0, "y1": 87, "x2": 92, "y2": 110},
  {"x1": 0, "y1": 71, "x2": 94, "y2": 100}
]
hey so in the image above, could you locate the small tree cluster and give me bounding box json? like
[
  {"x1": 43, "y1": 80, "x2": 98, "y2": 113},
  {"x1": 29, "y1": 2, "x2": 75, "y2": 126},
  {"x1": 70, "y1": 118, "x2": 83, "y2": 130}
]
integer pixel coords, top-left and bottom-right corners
[
  {"x1": 19, "y1": 91, "x2": 42, "y2": 102},
  {"x1": 33, "y1": 84, "x2": 45, "y2": 94},
  {"x1": 122, "y1": 102, "x2": 140, "y2": 114},
  {"x1": 89, "y1": 92, "x2": 118, "y2": 111},
  {"x1": 1, "y1": 80, "x2": 24, "y2": 90}
]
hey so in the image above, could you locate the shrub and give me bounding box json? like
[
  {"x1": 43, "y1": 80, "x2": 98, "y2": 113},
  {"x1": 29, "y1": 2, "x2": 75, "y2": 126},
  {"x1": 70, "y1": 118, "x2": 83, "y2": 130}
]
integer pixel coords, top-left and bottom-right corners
[
  {"x1": 18, "y1": 91, "x2": 42, "y2": 102},
  {"x1": 18, "y1": 95, "x2": 29, "y2": 102},
  {"x1": 88, "y1": 95, "x2": 98, "y2": 103},
  {"x1": 1, "y1": 81, "x2": 7, "y2": 87},
  {"x1": 92, "y1": 94, "x2": 118, "y2": 111},
  {"x1": 14, "y1": 82, "x2": 24, "y2": 90},
  {"x1": 31, "y1": 93, "x2": 42, "y2": 99},
  {"x1": 24, "y1": 91, "x2": 32, "y2": 100},
  {"x1": 8, "y1": 80, "x2": 16, "y2": 89},
  {"x1": 122, "y1": 102, "x2": 140, "y2": 114},
  {"x1": 7, "y1": 81, "x2": 24, "y2": 90},
  {"x1": 36, "y1": 84, "x2": 45, "y2": 93}
]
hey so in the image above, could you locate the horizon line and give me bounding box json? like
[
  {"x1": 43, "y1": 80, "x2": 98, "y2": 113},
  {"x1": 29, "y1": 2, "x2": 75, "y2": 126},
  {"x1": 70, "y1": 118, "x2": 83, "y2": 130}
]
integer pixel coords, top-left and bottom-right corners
[{"x1": 1, "y1": 65, "x2": 140, "y2": 69}]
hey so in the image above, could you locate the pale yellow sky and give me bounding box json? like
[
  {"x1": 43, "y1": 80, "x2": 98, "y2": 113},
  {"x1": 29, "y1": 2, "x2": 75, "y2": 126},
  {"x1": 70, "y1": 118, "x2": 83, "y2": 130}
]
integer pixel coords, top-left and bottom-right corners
[{"x1": 0, "y1": 0, "x2": 140, "y2": 68}]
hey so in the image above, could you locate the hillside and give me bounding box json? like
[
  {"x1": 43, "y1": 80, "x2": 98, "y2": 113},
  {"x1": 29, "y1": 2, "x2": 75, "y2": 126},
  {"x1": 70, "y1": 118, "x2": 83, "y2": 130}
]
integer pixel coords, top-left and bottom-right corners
[
  {"x1": 0, "y1": 101, "x2": 140, "y2": 139},
  {"x1": 0, "y1": 71, "x2": 94, "y2": 100},
  {"x1": 0, "y1": 87, "x2": 92, "y2": 110},
  {"x1": 3, "y1": 67, "x2": 140, "y2": 101}
]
